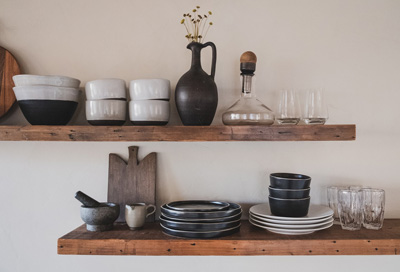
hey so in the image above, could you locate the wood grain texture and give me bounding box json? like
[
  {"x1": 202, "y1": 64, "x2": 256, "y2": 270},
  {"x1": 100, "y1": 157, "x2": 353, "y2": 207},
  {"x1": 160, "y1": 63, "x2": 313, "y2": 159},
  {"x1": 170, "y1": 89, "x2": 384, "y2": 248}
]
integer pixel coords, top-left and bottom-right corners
[
  {"x1": 0, "y1": 125, "x2": 356, "y2": 141},
  {"x1": 0, "y1": 47, "x2": 20, "y2": 118},
  {"x1": 58, "y1": 219, "x2": 400, "y2": 256},
  {"x1": 108, "y1": 146, "x2": 156, "y2": 222}
]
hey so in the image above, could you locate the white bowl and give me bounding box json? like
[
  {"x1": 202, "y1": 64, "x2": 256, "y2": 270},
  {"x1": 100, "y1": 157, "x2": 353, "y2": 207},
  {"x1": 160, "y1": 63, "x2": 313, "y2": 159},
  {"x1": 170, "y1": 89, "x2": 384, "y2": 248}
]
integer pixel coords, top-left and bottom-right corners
[
  {"x1": 85, "y1": 78, "x2": 126, "y2": 100},
  {"x1": 13, "y1": 85, "x2": 81, "y2": 102},
  {"x1": 129, "y1": 100, "x2": 169, "y2": 125},
  {"x1": 129, "y1": 79, "x2": 170, "y2": 100},
  {"x1": 86, "y1": 100, "x2": 126, "y2": 123},
  {"x1": 13, "y1": 74, "x2": 80, "y2": 88}
]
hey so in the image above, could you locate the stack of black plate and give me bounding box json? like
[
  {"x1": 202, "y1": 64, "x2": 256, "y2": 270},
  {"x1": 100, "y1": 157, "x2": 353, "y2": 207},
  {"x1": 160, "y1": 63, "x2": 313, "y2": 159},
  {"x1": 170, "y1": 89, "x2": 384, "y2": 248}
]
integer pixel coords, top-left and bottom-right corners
[{"x1": 160, "y1": 200, "x2": 242, "y2": 238}]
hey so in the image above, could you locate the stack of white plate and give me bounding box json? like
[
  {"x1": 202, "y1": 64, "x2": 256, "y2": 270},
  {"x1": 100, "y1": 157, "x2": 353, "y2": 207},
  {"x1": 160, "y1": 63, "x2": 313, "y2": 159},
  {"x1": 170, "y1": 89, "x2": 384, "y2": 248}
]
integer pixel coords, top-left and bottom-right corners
[{"x1": 249, "y1": 203, "x2": 334, "y2": 235}]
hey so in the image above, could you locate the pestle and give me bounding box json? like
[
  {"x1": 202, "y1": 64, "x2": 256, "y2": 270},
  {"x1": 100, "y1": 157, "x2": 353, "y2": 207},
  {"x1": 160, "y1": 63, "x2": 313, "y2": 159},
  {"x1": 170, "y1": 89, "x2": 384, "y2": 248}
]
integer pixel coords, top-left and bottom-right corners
[{"x1": 75, "y1": 191, "x2": 101, "y2": 207}]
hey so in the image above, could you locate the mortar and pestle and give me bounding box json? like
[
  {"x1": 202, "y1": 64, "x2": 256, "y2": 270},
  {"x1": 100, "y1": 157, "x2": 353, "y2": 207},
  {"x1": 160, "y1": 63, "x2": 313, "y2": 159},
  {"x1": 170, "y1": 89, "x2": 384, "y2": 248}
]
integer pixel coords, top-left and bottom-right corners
[{"x1": 75, "y1": 191, "x2": 120, "y2": 231}]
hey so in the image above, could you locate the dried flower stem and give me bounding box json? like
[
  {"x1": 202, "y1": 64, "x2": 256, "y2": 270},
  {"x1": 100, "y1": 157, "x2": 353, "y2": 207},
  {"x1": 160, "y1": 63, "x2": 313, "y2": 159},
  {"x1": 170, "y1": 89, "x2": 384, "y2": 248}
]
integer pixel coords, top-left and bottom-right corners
[
  {"x1": 203, "y1": 22, "x2": 212, "y2": 42},
  {"x1": 180, "y1": 6, "x2": 213, "y2": 43}
]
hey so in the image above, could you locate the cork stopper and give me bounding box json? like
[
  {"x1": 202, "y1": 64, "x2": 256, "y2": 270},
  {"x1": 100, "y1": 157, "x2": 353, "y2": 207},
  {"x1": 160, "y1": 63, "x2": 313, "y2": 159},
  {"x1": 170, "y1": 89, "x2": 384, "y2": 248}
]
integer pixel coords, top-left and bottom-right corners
[
  {"x1": 240, "y1": 51, "x2": 257, "y2": 74},
  {"x1": 240, "y1": 51, "x2": 257, "y2": 64}
]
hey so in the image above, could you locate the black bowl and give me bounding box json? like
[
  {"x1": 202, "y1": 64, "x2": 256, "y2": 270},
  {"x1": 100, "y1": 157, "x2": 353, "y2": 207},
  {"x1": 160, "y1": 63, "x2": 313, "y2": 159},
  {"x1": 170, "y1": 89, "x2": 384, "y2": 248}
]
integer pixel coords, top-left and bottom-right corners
[
  {"x1": 268, "y1": 186, "x2": 310, "y2": 199},
  {"x1": 89, "y1": 120, "x2": 126, "y2": 126},
  {"x1": 269, "y1": 196, "x2": 310, "y2": 217},
  {"x1": 270, "y1": 173, "x2": 311, "y2": 189},
  {"x1": 18, "y1": 100, "x2": 78, "y2": 125}
]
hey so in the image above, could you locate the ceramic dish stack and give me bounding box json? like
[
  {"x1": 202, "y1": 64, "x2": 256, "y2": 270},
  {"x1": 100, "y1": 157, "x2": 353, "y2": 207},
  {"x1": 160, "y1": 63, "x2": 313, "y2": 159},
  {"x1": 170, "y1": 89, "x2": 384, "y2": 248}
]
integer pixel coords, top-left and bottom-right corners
[
  {"x1": 85, "y1": 79, "x2": 127, "y2": 126},
  {"x1": 12, "y1": 75, "x2": 81, "y2": 125},
  {"x1": 129, "y1": 79, "x2": 170, "y2": 125},
  {"x1": 160, "y1": 200, "x2": 242, "y2": 238},
  {"x1": 249, "y1": 203, "x2": 334, "y2": 235}
]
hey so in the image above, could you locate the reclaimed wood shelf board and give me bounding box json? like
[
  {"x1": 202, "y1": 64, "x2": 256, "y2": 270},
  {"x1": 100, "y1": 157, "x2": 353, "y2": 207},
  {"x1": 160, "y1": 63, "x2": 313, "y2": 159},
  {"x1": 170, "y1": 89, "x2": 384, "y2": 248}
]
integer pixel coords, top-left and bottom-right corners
[
  {"x1": 0, "y1": 124, "x2": 355, "y2": 142},
  {"x1": 58, "y1": 219, "x2": 399, "y2": 256}
]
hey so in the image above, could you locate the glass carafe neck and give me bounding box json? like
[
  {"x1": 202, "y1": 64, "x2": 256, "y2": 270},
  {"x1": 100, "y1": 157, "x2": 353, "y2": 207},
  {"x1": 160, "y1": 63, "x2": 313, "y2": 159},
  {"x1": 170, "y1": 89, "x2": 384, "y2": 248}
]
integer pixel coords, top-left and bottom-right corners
[{"x1": 241, "y1": 74, "x2": 255, "y2": 97}]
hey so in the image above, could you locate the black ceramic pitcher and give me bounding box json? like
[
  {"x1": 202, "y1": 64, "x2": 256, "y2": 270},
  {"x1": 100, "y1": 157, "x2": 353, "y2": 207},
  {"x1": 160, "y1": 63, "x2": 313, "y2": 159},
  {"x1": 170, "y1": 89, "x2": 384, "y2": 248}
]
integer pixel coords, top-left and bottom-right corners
[{"x1": 175, "y1": 42, "x2": 218, "y2": 126}]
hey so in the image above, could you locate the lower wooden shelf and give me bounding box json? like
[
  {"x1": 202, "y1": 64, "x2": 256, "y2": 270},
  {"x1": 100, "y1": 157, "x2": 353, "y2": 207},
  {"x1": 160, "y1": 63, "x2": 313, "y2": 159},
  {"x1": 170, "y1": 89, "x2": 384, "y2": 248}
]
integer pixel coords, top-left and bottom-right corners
[
  {"x1": 58, "y1": 220, "x2": 400, "y2": 256},
  {"x1": 0, "y1": 124, "x2": 355, "y2": 141}
]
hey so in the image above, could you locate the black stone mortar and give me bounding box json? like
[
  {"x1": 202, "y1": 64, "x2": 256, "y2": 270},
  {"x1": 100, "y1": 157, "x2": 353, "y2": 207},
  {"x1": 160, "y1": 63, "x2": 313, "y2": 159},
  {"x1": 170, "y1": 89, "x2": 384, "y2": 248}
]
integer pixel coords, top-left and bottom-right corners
[
  {"x1": 75, "y1": 191, "x2": 120, "y2": 231},
  {"x1": 80, "y1": 203, "x2": 120, "y2": 231}
]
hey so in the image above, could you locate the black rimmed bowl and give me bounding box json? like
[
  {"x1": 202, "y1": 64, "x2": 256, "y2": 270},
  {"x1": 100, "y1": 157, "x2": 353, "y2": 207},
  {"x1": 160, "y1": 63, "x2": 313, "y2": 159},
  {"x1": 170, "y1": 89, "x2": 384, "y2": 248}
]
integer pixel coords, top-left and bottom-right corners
[
  {"x1": 268, "y1": 186, "x2": 310, "y2": 199},
  {"x1": 270, "y1": 173, "x2": 311, "y2": 189},
  {"x1": 268, "y1": 196, "x2": 310, "y2": 217}
]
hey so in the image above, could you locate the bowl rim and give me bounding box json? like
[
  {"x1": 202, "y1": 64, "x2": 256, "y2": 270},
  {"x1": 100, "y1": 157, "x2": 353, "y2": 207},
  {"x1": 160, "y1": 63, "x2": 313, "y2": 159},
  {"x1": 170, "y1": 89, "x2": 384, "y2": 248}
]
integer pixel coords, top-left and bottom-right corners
[
  {"x1": 80, "y1": 202, "x2": 119, "y2": 209},
  {"x1": 13, "y1": 74, "x2": 80, "y2": 81},
  {"x1": 85, "y1": 78, "x2": 126, "y2": 84},
  {"x1": 86, "y1": 100, "x2": 127, "y2": 104},
  {"x1": 269, "y1": 196, "x2": 311, "y2": 201},
  {"x1": 13, "y1": 85, "x2": 80, "y2": 92},
  {"x1": 270, "y1": 172, "x2": 311, "y2": 181},
  {"x1": 268, "y1": 186, "x2": 310, "y2": 192},
  {"x1": 129, "y1": 78, "x2": 170, "y2": 83}
]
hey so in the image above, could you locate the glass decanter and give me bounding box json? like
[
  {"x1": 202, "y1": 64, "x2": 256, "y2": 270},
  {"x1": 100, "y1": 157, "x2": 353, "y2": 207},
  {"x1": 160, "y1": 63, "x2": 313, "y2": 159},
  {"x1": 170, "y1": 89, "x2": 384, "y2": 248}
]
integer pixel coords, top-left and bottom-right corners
[{"x1": 222, "y1": 51, "x2": 275, "y2": 126}]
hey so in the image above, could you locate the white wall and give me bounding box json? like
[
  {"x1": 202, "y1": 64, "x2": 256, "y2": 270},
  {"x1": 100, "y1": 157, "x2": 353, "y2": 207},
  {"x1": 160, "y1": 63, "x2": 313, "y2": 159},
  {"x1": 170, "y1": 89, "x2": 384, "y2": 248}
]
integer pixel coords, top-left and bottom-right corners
[{"x1": 0, "y1": 0, "x2": 399, "y2": 271}]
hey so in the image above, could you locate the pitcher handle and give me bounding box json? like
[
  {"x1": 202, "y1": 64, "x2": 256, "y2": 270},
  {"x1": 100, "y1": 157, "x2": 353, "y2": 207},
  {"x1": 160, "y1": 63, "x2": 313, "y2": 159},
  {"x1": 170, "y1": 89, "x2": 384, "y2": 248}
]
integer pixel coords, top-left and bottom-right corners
[
  {"x1": 145, "y1": 204, "x2": 156, "y2": 217},
  {"x1": 203, "y1": 42, "x2": 216, "y2": 79}
]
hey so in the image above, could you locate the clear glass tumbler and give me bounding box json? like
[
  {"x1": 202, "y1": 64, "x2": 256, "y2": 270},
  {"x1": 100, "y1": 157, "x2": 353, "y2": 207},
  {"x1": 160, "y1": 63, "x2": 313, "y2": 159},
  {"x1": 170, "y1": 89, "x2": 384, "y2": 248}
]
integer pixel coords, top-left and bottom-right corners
[
  {"x1": 361, "y1": 188, "x2": 385, "y2": 230},
  {"x1": 276, "y1": 89, "x2": 300, "y2": 125},
  {"x1": 327, "y1": 186, "x2": 348, "y2": 223},
  {"x1": 302, "y1": 88, "x2": 328, "y2": 125},
  {"x1": 337, "y1": 189, "x2": 362, "y2": 230}
]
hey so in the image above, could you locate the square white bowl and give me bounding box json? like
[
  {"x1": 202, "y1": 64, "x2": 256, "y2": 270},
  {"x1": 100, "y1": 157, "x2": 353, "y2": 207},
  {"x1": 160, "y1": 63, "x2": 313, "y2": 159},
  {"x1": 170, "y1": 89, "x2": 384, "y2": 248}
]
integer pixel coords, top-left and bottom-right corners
[
  {"x1": 129, "y1": 79, "x2": 170, "y2": 101},
  {"x1": 86, "y1": 100, "x2": 127, "y2": 121},
  {"x1": 129, "y1": 100, "x2": 169, "y2": 125},
  {"x1": 85, "y1": 78, "x2": 126, "y2": 100}
]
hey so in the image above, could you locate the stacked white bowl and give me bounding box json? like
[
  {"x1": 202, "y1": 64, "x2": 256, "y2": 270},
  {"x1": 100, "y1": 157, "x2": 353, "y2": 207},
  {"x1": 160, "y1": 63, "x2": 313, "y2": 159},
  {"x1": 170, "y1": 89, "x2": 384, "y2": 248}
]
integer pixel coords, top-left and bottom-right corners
[
  {"x1": 85, "y1": 79, "x2": 127, "y2": 126},
  {"x1": 129, "y1": 79, "x2": 170, "y2": 125},
  {"x1": 12, "y1": 75, "x2": 81, "y2": 125}
]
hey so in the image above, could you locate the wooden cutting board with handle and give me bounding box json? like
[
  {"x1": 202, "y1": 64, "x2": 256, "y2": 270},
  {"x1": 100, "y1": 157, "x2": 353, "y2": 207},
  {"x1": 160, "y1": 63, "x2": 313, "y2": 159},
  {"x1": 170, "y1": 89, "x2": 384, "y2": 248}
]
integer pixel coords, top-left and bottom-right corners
[
  {"x1": 0, "y1": 46, "x2": 20, "y2": 118},
  {"x1": 108, "y1": 146, "x2": 157, "y2": 222}
]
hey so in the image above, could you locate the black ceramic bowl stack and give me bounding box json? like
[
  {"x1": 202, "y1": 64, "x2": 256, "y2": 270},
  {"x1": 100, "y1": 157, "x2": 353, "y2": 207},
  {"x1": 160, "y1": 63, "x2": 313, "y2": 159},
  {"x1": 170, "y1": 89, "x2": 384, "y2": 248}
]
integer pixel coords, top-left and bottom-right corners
[
  {"x1": 249, "y1": 173, "x2": 334, "y2": 235},
  {"x1": 268, "y1": 173, "x2": 311, "y2": 217},
  {"x1": 160, "y1": 200, "x2": 242, "y2": 238}
]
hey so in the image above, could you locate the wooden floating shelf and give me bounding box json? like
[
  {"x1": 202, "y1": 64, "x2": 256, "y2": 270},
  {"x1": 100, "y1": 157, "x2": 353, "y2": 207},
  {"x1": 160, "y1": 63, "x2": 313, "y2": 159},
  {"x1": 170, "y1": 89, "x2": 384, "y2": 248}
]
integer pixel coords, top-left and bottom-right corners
[
  {"x1": 58, "y1": 220, "x2": 400, "y2": 256},
  {"x1": 0, "y1": 124, "x2": 355, "y2": 142}
]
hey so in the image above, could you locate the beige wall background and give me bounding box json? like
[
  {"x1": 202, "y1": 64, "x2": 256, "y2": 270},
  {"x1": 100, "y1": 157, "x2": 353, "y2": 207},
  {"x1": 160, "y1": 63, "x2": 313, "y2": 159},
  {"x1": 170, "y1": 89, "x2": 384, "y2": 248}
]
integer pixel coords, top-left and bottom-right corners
[{"x1": 1, "y1": 0, "x2": 399, "y2": 271}]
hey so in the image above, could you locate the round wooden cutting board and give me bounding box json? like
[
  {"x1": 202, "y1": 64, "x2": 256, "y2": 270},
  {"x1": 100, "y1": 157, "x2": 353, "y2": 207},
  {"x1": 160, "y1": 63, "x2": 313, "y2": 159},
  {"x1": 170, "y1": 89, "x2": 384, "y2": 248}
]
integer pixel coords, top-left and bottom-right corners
[{"x1": 0, "y1": 46, "x2": 21, "y2": 118}]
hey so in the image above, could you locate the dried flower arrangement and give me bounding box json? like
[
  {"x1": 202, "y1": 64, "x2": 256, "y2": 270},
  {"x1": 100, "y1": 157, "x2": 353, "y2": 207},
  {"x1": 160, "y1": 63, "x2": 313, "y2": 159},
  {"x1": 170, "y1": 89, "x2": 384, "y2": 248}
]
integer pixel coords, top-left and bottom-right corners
[{"x1": 181, "y1": 6, "x2": 213, "y2": 43}]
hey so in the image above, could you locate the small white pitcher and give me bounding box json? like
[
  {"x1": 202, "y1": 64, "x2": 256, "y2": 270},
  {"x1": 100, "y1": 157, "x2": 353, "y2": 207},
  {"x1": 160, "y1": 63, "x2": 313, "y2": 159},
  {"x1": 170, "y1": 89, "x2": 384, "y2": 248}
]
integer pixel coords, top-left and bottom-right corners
[{"x1": 125, "y1": 203, "x2": 156, "y2": 230}]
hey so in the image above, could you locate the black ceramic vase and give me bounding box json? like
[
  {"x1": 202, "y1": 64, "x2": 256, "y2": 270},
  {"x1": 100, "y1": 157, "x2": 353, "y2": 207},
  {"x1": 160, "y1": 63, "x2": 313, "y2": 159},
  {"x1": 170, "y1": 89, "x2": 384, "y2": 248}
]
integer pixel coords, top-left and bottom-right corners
[{"x1": 175, "y1": 42, "x2": 218, "y2": 126}]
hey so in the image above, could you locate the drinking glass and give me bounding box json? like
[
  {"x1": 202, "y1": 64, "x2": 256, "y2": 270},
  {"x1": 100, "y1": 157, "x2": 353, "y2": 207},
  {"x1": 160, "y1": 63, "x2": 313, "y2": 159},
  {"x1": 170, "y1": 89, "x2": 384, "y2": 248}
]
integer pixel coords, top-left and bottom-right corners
[
  {"x1": 303, "y1": 88, "x2": 328, "y2": 125},
  {"x1": 337, "y1": 189, "x2": 362, "y2": 230},
  {"x1": 349, "y1": 185, "x2": 372, "y2": 191},
  {"x1": 361, "y1": 188, "x2": 385, "y2": 230},
  {"x1": 276, "y1": 89, "x2": 300, "y2": 125},
  {"x1": 327, "y1": 186, "x2": 348, "y2": 223}
]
